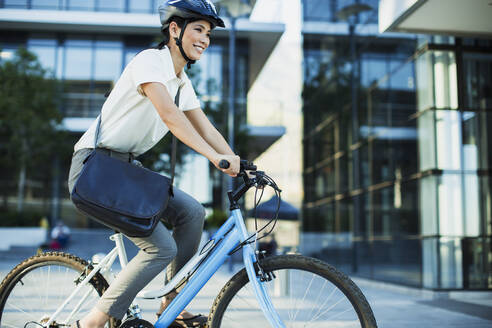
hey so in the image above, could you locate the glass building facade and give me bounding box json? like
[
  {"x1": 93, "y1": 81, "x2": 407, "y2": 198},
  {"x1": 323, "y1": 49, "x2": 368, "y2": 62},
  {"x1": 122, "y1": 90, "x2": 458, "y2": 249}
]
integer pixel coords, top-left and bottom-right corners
[
  {"x1": 2, "y1": 0, "x2": 160, "y2": 13},
  {"x1": 301, "y1": 0, "x2": 492, "y2": 290}
]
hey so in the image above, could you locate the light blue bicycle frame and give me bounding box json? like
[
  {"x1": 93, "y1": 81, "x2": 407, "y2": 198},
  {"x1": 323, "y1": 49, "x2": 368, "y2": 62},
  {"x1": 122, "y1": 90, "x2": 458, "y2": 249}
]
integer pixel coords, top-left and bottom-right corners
[{"x1": 154, "y1": 208, "x2": 286, "y2": 328}]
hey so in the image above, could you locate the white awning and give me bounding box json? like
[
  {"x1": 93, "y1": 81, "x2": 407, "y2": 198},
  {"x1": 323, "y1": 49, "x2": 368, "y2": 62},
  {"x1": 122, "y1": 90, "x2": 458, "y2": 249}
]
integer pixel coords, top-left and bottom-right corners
[{"x1": 379, "y1": 0, "x2": 492, "y2": 37}]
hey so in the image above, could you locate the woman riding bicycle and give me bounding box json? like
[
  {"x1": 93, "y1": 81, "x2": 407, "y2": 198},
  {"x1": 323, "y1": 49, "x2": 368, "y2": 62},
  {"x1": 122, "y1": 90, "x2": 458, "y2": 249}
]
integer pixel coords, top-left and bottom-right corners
[{"x1": 67, "y1": 0, "x2": 239, "y2": 327}]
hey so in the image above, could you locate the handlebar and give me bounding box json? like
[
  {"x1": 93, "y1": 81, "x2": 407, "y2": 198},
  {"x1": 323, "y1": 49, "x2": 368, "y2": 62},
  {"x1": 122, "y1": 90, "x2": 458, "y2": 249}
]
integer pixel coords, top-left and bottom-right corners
[
  {"x1": 219, "y1": 159, "x2": 280, "y2": 209},
  {"x1": 219, "y1": 159, "x2": 257, "y2": 172}
]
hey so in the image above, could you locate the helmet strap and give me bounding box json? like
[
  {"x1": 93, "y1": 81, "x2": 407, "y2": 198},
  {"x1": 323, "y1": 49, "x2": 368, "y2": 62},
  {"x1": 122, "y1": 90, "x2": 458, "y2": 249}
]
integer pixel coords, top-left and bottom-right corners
[{"x1": 174, "y1": 19, "x2": 196, "y2": 69}]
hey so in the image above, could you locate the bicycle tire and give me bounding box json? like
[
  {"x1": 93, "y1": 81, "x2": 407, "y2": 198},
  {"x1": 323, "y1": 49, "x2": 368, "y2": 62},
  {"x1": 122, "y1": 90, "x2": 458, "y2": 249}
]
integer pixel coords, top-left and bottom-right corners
[
  {"x1": 208, "y1": 255, "x2": 377, "y2": 328},
  {"x1": 0, "y1": 252, "x2": 118, "y2": 328}
]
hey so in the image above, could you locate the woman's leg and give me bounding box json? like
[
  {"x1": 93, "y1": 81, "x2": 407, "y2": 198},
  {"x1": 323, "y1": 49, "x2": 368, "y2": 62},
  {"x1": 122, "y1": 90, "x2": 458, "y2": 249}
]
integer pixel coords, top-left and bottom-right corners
[
  {"x1": 163, "y1": 187, "x2": 206, "y2": 282},
  {"x1": 157, "y1": 188, "x2": 206, "y2": 317},
  {"x1": 95, "y1": 223, "x2": 177, "y2": 319}
]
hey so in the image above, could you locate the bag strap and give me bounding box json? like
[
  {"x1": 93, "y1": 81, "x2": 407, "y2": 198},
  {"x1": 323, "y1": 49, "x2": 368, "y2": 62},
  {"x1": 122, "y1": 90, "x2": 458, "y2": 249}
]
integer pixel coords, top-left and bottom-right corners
[{"x1": 93, "y1": 85, "x2": 183, "y2": 197}]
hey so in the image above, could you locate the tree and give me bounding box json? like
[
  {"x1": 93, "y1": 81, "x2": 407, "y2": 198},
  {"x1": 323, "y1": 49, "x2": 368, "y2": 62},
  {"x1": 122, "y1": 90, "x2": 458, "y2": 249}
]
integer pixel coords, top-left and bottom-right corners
[{"x1": 0, "y1": 47, "x2": 67, "y2": 212}]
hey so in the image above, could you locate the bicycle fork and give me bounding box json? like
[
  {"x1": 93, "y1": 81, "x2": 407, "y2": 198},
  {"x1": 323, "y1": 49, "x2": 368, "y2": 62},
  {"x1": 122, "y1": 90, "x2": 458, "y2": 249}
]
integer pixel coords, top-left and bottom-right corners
[{"x1": 232, "y1": 210, "x2": 286, "y2": 328}]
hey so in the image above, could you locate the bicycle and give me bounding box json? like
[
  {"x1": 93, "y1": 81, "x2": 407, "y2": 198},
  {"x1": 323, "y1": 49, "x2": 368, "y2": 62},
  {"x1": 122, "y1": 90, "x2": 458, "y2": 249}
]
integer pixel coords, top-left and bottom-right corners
[{"x1": 0, "y1": 160, "x2": 378, "y2": 328}]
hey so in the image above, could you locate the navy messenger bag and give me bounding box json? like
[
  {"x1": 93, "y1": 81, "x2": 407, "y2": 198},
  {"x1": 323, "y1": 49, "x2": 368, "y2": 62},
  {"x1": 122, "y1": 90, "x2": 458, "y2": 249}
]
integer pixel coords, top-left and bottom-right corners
[{"x1": 71, "y1": 87, "x2": 181, "y2": 237}]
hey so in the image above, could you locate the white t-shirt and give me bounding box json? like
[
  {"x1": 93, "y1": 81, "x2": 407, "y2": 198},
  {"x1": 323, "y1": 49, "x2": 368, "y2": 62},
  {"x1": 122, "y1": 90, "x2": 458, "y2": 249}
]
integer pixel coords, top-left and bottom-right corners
[{"x1": 74, "y1": 46, "x2": 201, "y2": 156}]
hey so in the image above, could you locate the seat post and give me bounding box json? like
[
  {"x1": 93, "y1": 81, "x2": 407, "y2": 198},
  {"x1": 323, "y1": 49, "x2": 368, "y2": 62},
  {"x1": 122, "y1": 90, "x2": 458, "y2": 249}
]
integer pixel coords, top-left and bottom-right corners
[{"x1": 110, "y1": 232, "x2": 129, "y2": 268}]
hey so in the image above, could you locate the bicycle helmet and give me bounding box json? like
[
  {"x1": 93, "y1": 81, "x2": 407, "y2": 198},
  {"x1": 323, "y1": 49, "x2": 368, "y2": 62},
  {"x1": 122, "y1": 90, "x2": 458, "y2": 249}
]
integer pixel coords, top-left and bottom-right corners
[{"x1": 158, "y1": 0, "x2": 225, "y2": 68}]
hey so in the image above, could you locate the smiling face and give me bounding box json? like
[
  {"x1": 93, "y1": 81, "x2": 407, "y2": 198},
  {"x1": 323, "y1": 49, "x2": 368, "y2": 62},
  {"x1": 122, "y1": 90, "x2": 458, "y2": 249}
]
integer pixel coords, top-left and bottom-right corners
[{"x1": 171, "y1": 19, "x2": 212, "y2": 61}]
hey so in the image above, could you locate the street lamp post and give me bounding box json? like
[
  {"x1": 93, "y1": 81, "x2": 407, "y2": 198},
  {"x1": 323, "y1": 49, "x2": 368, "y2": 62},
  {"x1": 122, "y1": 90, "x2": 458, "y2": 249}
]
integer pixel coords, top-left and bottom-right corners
[
  {"x1": 227, "y1": 15, "x2": 236, "y2": 161},
  {"x1": 336, "y1": 3, "x2": 372, "y2": 273},
  {"x1": 216, "y1": 0, "x2": 255, "y2": 209}
]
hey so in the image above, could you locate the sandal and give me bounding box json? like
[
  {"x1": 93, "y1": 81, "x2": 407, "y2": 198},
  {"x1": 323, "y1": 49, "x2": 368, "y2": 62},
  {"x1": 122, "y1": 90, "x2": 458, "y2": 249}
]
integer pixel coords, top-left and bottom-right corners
[{"x1": 168, "y1": 314, "x2": 208, "y2": 328}]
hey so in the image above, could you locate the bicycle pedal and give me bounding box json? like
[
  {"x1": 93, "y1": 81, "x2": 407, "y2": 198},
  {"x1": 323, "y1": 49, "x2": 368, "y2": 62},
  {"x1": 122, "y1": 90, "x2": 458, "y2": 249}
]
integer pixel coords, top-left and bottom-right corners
[{"x1": 119, "y1": 318, "x2": 153, "y2": 328}]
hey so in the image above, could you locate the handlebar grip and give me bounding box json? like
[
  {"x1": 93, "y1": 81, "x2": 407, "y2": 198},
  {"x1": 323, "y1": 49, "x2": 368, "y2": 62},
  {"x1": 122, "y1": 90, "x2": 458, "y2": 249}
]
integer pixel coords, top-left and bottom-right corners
[{"x1": 219, "y1": 159, "x2": 230, "y2": 169}]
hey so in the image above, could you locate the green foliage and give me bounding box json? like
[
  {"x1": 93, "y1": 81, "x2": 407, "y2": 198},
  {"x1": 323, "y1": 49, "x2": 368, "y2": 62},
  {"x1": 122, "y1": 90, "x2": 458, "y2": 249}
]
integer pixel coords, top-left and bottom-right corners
[
  {"x1": 0, "y1": 209, "x2": 44, "y2": 227},
  {"x1": 205, "y1": 208, "x2": 228, "y2": 228},
  {"x1": 0, "y1": 47, "x2": 69, "y2": 206}
]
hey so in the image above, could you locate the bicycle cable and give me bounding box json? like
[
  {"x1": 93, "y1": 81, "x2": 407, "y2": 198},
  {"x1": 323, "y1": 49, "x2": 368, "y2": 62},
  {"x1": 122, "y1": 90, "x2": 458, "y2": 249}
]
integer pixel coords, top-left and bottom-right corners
[{"x1": 229, "y1": 171, "x2": 282, "y2": 255}]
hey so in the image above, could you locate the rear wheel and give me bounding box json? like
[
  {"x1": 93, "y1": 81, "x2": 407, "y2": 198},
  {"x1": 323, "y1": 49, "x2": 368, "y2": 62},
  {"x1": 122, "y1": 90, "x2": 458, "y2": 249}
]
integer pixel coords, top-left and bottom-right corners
[
  {"x1": 208, "y1": 255, "x2": 377, "y2": 327},
  {"x1": 0, "y1": 252, "x2": 118, "y2": 328}
]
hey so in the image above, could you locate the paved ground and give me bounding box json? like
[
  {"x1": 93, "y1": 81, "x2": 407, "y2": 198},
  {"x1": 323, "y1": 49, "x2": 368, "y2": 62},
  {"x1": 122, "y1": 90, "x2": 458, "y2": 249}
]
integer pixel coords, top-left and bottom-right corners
[{"x1": 1, "y1": 229, "x2": 491, "y2": 327}]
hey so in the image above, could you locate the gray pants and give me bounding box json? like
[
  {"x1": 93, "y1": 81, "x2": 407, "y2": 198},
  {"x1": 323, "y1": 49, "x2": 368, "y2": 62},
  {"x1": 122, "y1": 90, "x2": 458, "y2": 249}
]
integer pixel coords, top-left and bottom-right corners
[{"x1": 68, "y1": 149, "x2": 205, "y2": 319}]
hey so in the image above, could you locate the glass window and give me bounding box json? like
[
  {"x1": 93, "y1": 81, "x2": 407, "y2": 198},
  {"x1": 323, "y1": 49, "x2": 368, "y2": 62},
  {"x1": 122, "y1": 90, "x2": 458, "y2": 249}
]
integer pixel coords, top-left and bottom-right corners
[
  {"x1": 418, "y1": 109, "x2": 436, "y2": 171},
  {"x1": 399, "y1": 179, "x2": 419, "y2": 235},
  {"x1": 359, "y1": 145, "x2": 369, "y2": 189},
  {"x1": 324, "y1": 161, "x2": 336, "y2": 197},
  {"x1": 361, "y1": 55, "x2": 387, "y2": 88},
  {"x1": 462, "y1": 111, "x2": 479, "y2": 171},
  {"x1": 64, "y1": 39, "x2": 92, "y2": 80},
  {"x1": 337, "y1": 198, "x2": 352, "y2": 233},
  {"x1": 68, "y1": 0, "x2": 95, "y2": 11},
  {"x1": 3, "y1": 0, "x2": 27, "y2": 8},
  {"x1": 129, "y1": 0, "x2": 152, "y2": 13},
  {"x1": 27, "y1": 36, "x2": 57, "y2": 74},
  {"x1": 56, "y1": 46, "x2": 63, "y2": 79},
  {"x1": 63, "y1": 81, "x2": 93, "y2": 117},
  {"x1": 337, "y1": 154, "x2": 350, "y2": 193},
  {"x1": 28, "y1": 46, "x2": 57, "y2": 74},
  {"x1": 314, "y1": 162, "x2": 336, "y2": 200},
  {"x1": 416, "y1": 52, "x2": 434, "y2": 111},
  {"x1": 393, "y1": 137, "x2": 418, "y2": 177},
  {"x1": 464, "y1": 174, "x2": 480, "y2": 237},
  {"x1": 372, "y1": 187, "x2": 393, "y2": 237},
  {"x1": 94, "y1": 40, "x2": 123, "y2": 81},
  {"x1": 463, "y1": 53, "x2": 492, "y2": 111},
  {"x1": 372, "y1": 139, "x2": 392, "y2": 184},
  {"x1": 195, "y1": 45, "x2": 223, "y2": 103},
  {"x1": 480, "y1": 177, "x2": 492, "y2": 236},
  {"x1": 389, "y1": 58, "x2": 415, "y2": 91},
  {"x1": 420, "y1": 175, "x2": 438, "y2": 236},
  {"x1": 433, "y1": 51, "x2": 458, "y2": 109},
  {"x1": 415, "y1": 51, "x2": 457, "y2": 111},
  {"x1": 323, "y1": 202, "x2": 336, "y2": 232},
  {"x1": 438, "y1": 174, "x2": 463, "y2": 236},
  {"x1": 439, "y1": 237, "x2": 463, "y2": 288},
  {"x1": 422, "y1": 237, "x2": 439, "y2": 288},
  {"x1": 97, "y1": 0, "x2": 124, "y2": 12},
  {"x1": 31, "y1": 0, "x2": 59, "y2": 9},
  {"x1": 461, "y1": 237, "x2": 490, "y2": 289},
  {"x1": 303, "y1": 0, "x2": 334, "y2": 22},
  {"x1": 435, "y1": 110, "x2": 461, "y2": 170},
  {"x1": 372, "y1": 238, "x2": 421, "y2": 286},
  {"x1": 320, "y1": 124, "x2": 335, "y2": 160}
]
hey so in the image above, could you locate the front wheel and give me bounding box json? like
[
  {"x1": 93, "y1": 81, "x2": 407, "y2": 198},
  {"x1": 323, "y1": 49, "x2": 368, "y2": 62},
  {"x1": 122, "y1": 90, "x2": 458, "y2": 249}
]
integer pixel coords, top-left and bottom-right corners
[{"x1": 208, "y1": 255, "x2": 377, "y2": 328}]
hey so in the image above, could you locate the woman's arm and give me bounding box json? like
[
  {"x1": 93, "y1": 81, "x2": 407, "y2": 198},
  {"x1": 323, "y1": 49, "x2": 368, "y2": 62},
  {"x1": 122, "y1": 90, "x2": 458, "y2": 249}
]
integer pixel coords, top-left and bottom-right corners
[
  {"x1": 141, "y1": 82, "x2": 239, "y2": 176},
  {"x1": 184, "y1": 108, "x2": 235, "y2": 156}
]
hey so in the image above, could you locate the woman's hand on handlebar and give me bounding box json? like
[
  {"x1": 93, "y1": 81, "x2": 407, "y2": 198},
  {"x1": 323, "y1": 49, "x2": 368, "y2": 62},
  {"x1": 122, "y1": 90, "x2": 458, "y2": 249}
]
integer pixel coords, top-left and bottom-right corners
[{"x1": 214, "y1": 154, "x2": 240, "y2": 177}]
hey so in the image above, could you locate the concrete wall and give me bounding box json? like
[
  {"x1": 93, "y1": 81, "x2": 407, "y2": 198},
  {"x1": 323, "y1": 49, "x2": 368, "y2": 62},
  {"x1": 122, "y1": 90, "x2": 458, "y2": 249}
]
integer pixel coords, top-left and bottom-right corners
[{"x1": 247, "y1": 0, "x2": 304, "y2": 211}]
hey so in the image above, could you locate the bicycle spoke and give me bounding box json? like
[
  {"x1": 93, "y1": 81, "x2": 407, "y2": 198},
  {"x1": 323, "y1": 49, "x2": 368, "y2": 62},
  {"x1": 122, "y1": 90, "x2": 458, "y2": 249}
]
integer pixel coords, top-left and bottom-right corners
[
  {"x1": 3, "y1": 322, "x2": 21, "y2": 328},
  {"x1": 310, "y1": 294, "x2": 347, "y2": 323},
  {"x1": 292, "y1": 270, "x2": 315, "y2": 323},
  {"x1": 45, "y1": 265, "x2": 51, "y2": 309},
  {"x1": 305, "y1": 277, "x2": 328, "y2": 321},
  {"x1": 5, "y1": 301, "x2": 38, "y2": 321}
]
